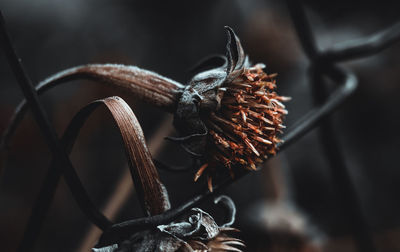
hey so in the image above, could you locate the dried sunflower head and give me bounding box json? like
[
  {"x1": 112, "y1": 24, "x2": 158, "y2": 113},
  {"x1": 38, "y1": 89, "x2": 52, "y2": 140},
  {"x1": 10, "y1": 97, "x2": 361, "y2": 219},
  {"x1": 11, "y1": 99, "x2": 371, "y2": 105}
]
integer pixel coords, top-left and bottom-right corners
[{"x1": 174, "y1": 27, "x2": 289, "y2": 190}]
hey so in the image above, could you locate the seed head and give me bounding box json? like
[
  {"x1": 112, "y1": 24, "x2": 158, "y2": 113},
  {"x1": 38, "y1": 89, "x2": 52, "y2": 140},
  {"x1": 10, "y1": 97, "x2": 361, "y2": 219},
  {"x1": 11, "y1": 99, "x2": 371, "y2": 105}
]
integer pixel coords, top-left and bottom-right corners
[
  {"x1": 199, "y1": 64, "x2": 289, "y2": 190},
  {"x1": 174, "y1": 27, "x2": 289, "y2": 190}
]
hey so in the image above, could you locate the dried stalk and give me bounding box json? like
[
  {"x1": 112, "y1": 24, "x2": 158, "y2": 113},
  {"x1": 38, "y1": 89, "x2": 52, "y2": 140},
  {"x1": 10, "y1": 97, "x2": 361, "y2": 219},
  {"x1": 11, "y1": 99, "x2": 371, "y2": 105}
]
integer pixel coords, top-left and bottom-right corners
[
  {"x1": 41, "y1": 64, "x2": 184, "y2": 110},
  {"x1": 0, "y1": 64, "x2": 184, "y2": 155}
]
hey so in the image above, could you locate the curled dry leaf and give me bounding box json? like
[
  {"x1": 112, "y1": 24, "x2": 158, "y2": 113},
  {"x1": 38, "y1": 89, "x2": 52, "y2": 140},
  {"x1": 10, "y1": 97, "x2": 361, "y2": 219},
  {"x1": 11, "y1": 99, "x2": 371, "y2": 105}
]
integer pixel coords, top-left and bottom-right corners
[
  {"x1": 100, "y1": 96, "x2": 171, "y2": 215},
  {"x1": 67, "y1": 96, "x2": 171, "y2": 216}
]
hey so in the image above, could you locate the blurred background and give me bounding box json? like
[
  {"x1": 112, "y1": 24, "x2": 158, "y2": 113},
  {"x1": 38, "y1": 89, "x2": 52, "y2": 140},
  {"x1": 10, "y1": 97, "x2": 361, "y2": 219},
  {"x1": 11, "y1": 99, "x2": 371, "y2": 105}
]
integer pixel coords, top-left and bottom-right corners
[{"x1": 0, "y1": 0, "x2": 400, "y2": 251}]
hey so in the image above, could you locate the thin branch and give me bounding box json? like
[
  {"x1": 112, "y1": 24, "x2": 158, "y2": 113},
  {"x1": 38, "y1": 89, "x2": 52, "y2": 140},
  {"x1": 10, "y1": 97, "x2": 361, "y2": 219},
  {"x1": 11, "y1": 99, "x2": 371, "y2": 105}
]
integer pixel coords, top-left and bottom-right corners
[
  {"x1": 285, "y1": 0, "x2": 319, "y2": 59},
  {"x1": 17, "y1": 161, "x2": 62, "y2": 252},
  {"x1": 0, "y1": 10, "x2": 112, "y2": 239},
  {"x1": 311, "y1": 66, "x2": 376, "y2": 252},
  {"x1": 319, "y1": 21, "x2": 400, "y2": 62},
  {"x1": 284, "y1": 0, "x2": 377, "y2": 250},
  {"x1": 278, "y1": 66, "x2": 357, "y2": 149}
]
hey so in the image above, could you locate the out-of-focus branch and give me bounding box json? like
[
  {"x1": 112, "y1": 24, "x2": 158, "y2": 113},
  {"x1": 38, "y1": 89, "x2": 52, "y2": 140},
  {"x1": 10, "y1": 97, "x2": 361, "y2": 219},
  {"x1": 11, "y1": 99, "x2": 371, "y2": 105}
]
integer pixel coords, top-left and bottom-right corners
[
  {"x1": 0, "y1": 10, "x2": 112, "y2": 236},
  {"x1": 285, "y1": 0, "x2": 319, "y2": 59},
  {"x1": 319, "y1": 21, "x2": 400, "y2": 62}
]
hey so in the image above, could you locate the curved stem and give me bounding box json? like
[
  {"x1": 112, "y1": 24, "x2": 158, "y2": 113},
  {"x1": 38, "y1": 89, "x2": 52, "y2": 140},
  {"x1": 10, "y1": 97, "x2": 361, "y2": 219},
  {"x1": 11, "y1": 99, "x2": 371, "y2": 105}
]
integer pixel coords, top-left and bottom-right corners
[
  {"x1": 319, "y1": 21, "x2": 400, "y2": 62},
  {"x1": 0, "y1": 64, "x2": 184, "y2": 154}
]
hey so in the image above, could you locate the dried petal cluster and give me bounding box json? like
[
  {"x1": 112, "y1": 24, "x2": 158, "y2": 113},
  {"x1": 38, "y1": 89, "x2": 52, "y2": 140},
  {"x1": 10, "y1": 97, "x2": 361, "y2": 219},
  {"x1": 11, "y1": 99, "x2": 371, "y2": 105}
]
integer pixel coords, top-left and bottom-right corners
[{"x1": 197, "y1": 63, "x2": 289, "y2": 190}]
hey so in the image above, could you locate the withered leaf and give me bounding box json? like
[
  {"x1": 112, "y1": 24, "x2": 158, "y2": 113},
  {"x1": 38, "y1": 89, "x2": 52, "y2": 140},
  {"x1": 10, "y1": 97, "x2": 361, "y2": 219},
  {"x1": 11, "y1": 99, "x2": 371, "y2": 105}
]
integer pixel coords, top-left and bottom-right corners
[{"x1": 64, "y1": 96, "x2": 171, "y2": 216}]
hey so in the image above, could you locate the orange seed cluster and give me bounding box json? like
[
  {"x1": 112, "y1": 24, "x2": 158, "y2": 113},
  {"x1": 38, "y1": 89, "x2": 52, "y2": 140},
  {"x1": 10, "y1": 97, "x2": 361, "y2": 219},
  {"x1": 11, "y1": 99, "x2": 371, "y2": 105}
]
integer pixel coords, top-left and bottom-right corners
[{"x1": 196, "y1": 64, "x2": 289, "y2": 191}]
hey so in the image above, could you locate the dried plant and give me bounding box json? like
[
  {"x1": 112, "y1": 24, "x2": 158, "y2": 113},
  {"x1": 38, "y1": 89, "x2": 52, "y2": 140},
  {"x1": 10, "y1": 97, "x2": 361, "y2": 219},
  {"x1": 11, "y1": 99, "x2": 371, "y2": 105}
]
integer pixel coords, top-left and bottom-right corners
[
  {"x1": 1, "y1": 27, "x2": 288, "y2": 192},
  {"x1": 1, "y1": 21, "x2": 257, "y2": 251},
  {"x1": 3, "y1": 1, "x2": 400, "y2": 251}
]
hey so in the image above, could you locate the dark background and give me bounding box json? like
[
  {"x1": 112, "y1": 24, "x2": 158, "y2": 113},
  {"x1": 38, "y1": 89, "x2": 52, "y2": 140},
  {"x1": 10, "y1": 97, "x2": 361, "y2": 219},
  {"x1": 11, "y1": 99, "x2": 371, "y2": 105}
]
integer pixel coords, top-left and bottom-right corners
[{"x1": 1, "y1": 0, "x2": 400, "y2": 251}]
